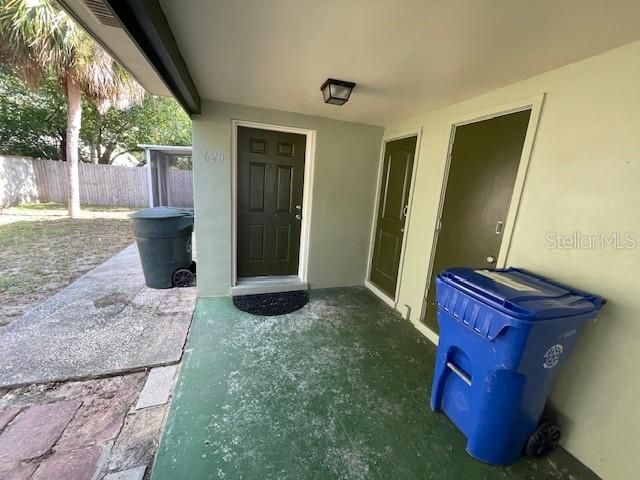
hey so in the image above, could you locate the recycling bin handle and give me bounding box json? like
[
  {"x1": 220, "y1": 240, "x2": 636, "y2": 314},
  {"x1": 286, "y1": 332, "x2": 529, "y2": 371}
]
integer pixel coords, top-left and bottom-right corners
[{"x1": 446, "y1": 361, "x2": 471, "y2": 386}]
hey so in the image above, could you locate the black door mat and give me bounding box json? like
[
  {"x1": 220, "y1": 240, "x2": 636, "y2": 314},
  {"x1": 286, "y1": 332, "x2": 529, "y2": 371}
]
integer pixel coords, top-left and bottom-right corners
[{"x1": 233, "y1": 290, "x2": 309, "y2": 316}]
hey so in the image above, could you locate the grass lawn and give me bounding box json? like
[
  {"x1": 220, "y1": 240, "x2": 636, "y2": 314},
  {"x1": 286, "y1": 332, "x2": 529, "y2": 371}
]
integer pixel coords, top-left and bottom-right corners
[{"x1": 0, "y1": 203, "x2": 137, "y2": 326}]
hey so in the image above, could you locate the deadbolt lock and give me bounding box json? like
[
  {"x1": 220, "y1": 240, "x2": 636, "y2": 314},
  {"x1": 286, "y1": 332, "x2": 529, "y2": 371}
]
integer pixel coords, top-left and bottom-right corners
[{"x1": 486, "y1": 256, "x2": 496, "y2": 264}]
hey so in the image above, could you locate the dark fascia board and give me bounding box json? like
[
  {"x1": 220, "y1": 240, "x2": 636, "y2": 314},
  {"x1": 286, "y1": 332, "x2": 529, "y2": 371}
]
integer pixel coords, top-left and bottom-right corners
[{"x1": 104, "y1": 0, "x2": 201, "y2": 115}]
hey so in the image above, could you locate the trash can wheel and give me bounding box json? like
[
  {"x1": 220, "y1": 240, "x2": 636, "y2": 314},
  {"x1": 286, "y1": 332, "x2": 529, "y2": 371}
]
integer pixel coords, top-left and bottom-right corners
[
  {"x1": 524, "y1": 421, "x2": 561, "y2": 458},
  {"x1": 172, "y1": 268, "x2": 194, "y2": 288}
]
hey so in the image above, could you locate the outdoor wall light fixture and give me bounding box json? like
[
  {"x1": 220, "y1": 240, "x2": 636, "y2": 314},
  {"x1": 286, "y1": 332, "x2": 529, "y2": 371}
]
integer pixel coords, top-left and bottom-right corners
[{"x1": 320, "y1": 78, "x2": 356, "y2": 105}]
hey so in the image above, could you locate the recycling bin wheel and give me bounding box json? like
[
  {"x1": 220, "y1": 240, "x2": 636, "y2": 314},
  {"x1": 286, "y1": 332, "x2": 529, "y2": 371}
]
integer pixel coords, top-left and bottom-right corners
[
  {"x1": 524, "y1": 421, "x2": 561, "y2": 458},
  {"x1": 172, "y1": 268, "x2": 194, "y2": 287}
]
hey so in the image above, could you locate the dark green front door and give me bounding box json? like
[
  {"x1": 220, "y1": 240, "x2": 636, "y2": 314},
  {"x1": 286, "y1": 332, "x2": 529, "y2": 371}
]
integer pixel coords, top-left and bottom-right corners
[
  {"x1": 237, "y1": 127, "x2": 306, "y2": 277},
  {"x1": 369, "y1": 136, "x2": 417, "y2": 298},
  {"x1": 423, "y1": 109, "x2": 531, "y2": 331}
]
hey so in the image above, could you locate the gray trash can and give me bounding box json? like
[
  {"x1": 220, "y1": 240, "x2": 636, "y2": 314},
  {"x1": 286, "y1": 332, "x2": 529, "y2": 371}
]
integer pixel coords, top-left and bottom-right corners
[{"x1": 130, "y1": 207, "x2": 195, "y2": 288}]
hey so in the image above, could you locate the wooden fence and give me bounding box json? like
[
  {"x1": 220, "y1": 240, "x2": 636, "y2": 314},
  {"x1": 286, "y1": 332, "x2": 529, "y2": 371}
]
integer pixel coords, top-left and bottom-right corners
[
  {"x1": 0, "y1": 156, "x2": 193, "y2": 208},
  {"x1": 165, "y1": 169, "x2": 194, "y2": 208}
]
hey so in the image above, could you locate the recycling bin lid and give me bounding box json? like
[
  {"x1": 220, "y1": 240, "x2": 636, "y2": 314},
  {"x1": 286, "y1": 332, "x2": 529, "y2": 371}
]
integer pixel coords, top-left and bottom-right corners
[
  {"x1": 439, "y1": 267, "x2": 605, "y2": 321},
  {"x1": 130, "y1": 207, "x2": 193, "y2": 219}
]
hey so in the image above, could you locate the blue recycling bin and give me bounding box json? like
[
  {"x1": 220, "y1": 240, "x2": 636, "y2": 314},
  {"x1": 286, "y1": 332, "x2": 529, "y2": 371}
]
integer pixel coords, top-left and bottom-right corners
[{"x1": 430, "y1": 268, "x2": 605, "y2": 465}]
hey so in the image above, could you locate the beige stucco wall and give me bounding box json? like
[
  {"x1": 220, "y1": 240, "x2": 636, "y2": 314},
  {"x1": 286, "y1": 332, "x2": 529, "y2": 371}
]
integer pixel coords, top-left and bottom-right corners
[
  {"x1": 385, "y1": 41, "x2": 640, "y2": 479},
  {"x1": 192, "y1": 100, "x2": 383, "y2": 296}
]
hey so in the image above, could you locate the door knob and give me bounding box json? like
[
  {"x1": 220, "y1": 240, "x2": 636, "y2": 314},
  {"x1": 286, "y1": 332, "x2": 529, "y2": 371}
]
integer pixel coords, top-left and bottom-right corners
[
  {"x1": 295, "y1": 214, "x2": 302, "y2": 220},
  {"x1": 486, "y1": 256, "x2": 496, "y2": 264}
]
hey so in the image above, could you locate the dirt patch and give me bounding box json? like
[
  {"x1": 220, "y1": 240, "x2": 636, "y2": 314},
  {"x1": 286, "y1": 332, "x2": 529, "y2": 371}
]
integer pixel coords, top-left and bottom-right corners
[
  {"x1": 0, "y1": 216, "x2": 136, "y2": 326},
  {"x1": 94, "y1": 292, "x2": 131, "y2": 309}
]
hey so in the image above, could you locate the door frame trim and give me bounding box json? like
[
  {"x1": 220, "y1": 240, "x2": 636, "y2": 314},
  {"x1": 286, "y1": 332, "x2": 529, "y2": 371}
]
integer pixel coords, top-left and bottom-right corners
[
  {"x1": 230, "y1": 120, "x2": 317, "y2": 287},
  {"x1": 365, "y1": 128, "x2": 423, "y2": 308},
  {"x1": 418, "y1": 93, "x2": 546, "y2": 341}
]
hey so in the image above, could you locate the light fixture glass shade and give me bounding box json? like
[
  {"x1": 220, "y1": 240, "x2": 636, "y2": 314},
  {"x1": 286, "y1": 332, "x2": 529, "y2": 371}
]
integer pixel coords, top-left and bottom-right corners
[{"x1": 320, "y1": 79, "x2": 356, "y2": 105}]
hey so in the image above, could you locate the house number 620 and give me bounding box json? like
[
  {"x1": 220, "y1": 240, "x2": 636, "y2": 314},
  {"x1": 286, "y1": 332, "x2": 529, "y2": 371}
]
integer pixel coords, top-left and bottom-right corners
[{"x1": 204, "y1": 150, "x2": 224, "y2": 163}]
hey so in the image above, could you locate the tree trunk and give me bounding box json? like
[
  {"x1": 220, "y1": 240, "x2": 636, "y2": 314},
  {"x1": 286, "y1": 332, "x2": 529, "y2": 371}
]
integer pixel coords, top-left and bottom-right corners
[
  {"x1": 65, "y1": 79, "x2": 82, "y2": 218},
  {"x1": 92, "y1": 115, "x2": 102, "y2": 164},
  {"x1": 59, "y1": 133, "x2": 67, "y2": 162},
  {"x1": 99, "y1": 145, "x2": 115, "y2": 164}
]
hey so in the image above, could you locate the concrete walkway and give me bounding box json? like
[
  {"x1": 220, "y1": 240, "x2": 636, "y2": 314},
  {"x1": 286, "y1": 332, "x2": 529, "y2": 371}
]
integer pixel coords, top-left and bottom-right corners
[{"x1": 0, "y1": 244, "x2": 196, "y2": 388}]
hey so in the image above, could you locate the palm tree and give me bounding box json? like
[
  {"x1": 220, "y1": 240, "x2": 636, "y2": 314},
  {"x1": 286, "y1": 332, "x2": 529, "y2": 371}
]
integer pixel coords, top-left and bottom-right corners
[{"x1": 0, "y1": 0, "x2": 144, "y2": 217}]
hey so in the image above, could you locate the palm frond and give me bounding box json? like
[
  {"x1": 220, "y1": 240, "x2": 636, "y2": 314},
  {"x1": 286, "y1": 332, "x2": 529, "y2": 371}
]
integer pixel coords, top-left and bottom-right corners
[
  {"x1": 0, "y1": 0, "x2": 145, "y2": 109},
  {"x1": 77, "y1": 44, "x2": 145, "y2": 112}
]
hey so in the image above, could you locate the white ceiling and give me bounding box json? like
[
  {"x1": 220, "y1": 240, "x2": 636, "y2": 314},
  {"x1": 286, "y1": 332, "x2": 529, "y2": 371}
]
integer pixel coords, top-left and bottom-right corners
[
  {"x1": 158, "y1": 0, "x2": 640, "y2": 125},
  {"x1": 65, "y1": 0, "x2": 640, "y2": 126}
]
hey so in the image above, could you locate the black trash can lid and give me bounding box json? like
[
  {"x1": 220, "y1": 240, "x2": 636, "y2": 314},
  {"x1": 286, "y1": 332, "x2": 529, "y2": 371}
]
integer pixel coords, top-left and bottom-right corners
[{"x1": 130, "y1": 207, "x2": 193, "y2": 219}]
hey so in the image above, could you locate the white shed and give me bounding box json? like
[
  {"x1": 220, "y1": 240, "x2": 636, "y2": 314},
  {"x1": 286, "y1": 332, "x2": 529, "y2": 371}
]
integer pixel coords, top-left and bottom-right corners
[{"x1": 139, "y1": 144, "x2": 193, "y2": 208}]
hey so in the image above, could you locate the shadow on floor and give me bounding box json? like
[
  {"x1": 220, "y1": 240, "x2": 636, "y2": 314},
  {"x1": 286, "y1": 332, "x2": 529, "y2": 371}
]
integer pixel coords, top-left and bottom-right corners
[{"x1": 152, "y1": 287, "x2": 599, "y2": 480}]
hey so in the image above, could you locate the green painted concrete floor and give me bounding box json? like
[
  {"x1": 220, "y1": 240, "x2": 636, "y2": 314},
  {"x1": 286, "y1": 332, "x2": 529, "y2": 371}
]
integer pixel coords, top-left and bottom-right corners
[{"x1": 152, "y1": 287, "x2": 598, "y2": 480}]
